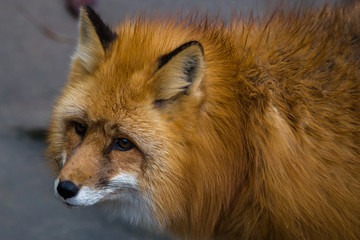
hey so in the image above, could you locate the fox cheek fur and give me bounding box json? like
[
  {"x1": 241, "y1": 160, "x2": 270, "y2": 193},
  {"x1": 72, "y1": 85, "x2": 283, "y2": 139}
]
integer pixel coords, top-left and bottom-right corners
[{"x1": 47, "y1": 5, "x2": 360, "y2": 240}]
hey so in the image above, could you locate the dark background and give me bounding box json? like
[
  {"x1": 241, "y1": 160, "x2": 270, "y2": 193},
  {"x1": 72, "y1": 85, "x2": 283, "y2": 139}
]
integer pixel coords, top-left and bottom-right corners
[{"x1": 0, "y1": 0, "x2": 352, "y2": 239}]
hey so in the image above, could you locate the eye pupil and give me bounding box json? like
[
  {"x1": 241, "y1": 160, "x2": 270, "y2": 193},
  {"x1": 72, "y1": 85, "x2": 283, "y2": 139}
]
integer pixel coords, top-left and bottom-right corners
[
  {"x1": 74, "y1": 122, "x2": 86, "y2": 136},
  {"x1": 113, "y1": 138, "x2": 134, "y2": 151}
]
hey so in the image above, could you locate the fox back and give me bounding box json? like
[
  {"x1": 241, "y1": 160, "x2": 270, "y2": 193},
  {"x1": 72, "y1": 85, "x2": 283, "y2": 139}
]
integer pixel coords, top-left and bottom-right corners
[{"x1": 47, "y1": 6, "x2": 360, "y2": 239}]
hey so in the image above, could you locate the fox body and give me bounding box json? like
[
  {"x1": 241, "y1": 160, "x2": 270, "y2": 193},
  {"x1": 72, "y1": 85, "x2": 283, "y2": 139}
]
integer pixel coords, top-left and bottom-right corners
[{"x1": 48, "y1": 6, "x2": 360, "y2": 239}]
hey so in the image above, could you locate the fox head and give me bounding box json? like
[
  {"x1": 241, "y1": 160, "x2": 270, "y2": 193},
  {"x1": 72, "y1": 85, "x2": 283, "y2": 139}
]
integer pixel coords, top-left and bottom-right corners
[{"x1": 47, "y1": 7, "x2": 207, "y2": 229}]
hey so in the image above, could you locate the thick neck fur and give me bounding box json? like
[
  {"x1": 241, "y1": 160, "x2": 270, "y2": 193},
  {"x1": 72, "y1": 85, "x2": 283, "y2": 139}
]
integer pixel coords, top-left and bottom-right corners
[{"x1": 136, "y1": 7, "x2": 360, "y2": 239}]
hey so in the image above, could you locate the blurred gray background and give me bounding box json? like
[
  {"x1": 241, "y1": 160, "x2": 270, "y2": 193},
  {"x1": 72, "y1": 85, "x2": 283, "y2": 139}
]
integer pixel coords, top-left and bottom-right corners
[{"x1": 0, "y1": 0, "x2": 353, "y2": 239}]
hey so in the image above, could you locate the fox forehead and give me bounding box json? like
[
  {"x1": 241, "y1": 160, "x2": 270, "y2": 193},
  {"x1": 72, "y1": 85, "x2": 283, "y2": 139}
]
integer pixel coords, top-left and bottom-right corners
[{"x1": 61, "y1": 72, "x2": 150, "y2": 122}]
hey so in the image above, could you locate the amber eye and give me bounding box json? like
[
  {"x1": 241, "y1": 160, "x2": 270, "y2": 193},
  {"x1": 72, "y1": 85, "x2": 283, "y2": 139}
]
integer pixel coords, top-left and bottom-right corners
[
  {"x1": 113, "y1": 138, "x2": 134, "y2": 151},
  {"x1": 74, "y1": 122, "x2": 87, "y2": 137}
]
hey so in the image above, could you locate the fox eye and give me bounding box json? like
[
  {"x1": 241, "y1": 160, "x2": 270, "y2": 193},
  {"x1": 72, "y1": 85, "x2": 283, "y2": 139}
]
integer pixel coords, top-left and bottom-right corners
[
  {"x1": 113, "y1": 138, "x2": 134, "y2": 151},
  {"x1": 74, "y1": 122, "x2": 87, "y2": 137}
]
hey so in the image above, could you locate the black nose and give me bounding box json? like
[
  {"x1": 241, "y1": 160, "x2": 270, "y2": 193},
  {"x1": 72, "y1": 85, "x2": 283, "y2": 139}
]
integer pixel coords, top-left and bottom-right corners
[{"x1": 57, "y1": 180, "x2": 79, "y2": 199}]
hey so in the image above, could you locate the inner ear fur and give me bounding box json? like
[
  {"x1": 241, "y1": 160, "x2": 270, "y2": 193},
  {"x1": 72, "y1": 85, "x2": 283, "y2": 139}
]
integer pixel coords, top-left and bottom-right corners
[
  {"x1": 153, "y1": 41, "x2": 206, "y2": 105},
  {"x1": 73, "y1": 6, "x2": 117, "y2": 74}
]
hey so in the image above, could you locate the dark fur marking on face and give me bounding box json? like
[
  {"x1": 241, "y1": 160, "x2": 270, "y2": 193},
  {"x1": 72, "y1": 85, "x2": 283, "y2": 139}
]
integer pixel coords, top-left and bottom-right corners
[
  {"x1": 157, "y1": 41, "x2": 204, "y2": 69},
  {"x1": 98, "y1": 177, "x2": 109, "y2": 186},
  {"x1": 97, "y1": 156, "x2": 113, "y2": 187},
  {"x1": 84, "y1": 6, "x2": 117, "y2": 50}
]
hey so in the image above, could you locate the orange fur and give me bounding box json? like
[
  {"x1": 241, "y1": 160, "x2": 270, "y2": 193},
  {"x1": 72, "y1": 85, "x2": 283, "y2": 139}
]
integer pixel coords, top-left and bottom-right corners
[{"x1": 48, "y1": 5, "x2": 360, "y2": 239}]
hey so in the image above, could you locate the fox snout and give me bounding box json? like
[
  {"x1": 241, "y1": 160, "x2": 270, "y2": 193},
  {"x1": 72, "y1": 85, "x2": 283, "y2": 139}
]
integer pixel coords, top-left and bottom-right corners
[
  {"x1": 56, "y1": 180, "x2": 79, "y2": 200},
  {"x1": 54, "y1": 178, "x2": 82, "y2": 206},
  {"x1": 54, "y1": 177, "x2": 102, "y2": 207}
]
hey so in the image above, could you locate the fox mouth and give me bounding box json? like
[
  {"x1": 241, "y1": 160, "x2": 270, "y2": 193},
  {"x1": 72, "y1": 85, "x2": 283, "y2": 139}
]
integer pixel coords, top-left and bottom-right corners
[{"x1": 64, "y1": 201, "x2": 78, "y2": 208}]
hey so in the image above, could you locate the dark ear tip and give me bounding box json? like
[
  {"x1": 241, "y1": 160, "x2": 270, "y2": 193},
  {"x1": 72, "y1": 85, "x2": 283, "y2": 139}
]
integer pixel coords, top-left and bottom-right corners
[
  {"x1": 79, "y1": 5, "x2": 117, "y2": 50},
  {"x1": 83, "y1": 5, "x2": 95, "y2": 15},
  {"x1": 184, "y1": 41, "x2": 204, "y2": 55},
  {"x1": 81, "y1": 5, "x2": 97, "y2": 20},
  {"x1": 79, "y1": 6, "x2": 92, "y2": 19},
  {"x1": 158, "y1": 41, "x2": 204, "y2": 69}
]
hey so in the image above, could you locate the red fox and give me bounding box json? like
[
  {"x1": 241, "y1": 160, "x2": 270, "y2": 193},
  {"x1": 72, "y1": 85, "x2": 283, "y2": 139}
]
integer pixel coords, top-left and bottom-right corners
[{"x1": 47, "y1": 5, "x2": 360, "y2": 239}]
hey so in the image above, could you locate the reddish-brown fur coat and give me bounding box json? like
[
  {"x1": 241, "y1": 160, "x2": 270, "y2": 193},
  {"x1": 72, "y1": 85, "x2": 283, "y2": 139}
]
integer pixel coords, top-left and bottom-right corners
[{"x1": 48, "y1": 5, "x2": 360, "y2": 239}]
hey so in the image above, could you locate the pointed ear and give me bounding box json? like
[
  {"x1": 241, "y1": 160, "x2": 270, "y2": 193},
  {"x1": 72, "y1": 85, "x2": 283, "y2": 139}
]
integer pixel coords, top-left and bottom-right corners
[
  {"x1": 73, "y1": 6, "x2": 117, "y2": 73},
  {"x1": 153, "y1": 41, "x2": 205, "y2": 106}
]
